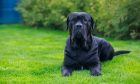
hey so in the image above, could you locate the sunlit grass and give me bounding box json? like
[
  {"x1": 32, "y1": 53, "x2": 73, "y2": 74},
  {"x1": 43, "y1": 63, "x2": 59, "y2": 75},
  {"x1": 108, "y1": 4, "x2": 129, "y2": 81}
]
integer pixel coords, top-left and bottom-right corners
[{"x1": 0, "y1": 24, "x2": 139, "y2": 84}]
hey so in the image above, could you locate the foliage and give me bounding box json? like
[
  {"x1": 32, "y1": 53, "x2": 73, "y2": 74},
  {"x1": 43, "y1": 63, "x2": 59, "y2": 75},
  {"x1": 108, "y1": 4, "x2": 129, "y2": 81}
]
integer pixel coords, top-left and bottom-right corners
[
  {"x1": 16, "y1": 0, "x2": 79, "y2": 30},
  {"x1": 94, "y1": 0, "x2": 140, "y2": 39},
  {"x1": 16, "y1": 0, "x2": 140, "y2": 39},
  {"x1": 0, "y1": 25, "x2": 140, "y2": 83},
  {"x1": 124, "y1": 0, "x2": 140, "y2": 39}
]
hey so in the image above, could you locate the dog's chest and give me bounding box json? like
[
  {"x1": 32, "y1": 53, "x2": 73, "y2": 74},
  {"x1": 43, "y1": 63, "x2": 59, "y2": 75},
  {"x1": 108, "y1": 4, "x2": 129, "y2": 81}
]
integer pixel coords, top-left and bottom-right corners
[
  {"x1": 70, "y1": 49, "x2": 97, "y2": 64},
  {"x1": 75, "y1": 50, "x2": 87, "y2": 61}
]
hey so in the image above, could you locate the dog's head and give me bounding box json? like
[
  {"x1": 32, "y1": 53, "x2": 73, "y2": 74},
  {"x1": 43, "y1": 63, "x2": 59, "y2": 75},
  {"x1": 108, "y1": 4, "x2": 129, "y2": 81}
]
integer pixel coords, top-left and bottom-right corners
[{"x1": 66, "y1": 12, "x2": 95, "y2": 49}]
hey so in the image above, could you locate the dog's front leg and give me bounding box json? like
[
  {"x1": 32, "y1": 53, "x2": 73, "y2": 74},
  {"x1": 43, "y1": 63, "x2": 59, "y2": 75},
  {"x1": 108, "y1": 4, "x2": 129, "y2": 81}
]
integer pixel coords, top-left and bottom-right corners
[
  {"x1": 61, "y1": 66, "x2": 73, "y2": 76},
  {"x1": 90, "y1": 63, "x2": 101, "y2": 76}
]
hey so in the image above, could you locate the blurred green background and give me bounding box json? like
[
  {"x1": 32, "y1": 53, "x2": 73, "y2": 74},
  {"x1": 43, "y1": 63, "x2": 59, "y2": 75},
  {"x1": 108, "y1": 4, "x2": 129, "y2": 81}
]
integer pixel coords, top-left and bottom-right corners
[{"x1": 16, "y1": 0, "x2": 140, "y2": 39}]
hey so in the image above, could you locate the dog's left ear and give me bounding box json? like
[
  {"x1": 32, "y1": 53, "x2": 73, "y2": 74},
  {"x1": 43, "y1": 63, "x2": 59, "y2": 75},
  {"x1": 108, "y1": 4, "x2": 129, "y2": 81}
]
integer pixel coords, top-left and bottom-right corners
[{"x1": 90, "y1": 16, "x2": 96, "y2": 29}]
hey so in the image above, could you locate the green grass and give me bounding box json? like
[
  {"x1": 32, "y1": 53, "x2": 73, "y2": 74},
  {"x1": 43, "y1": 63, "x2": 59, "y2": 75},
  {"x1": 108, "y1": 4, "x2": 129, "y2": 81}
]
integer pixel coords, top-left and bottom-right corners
[{"x1": 0, "y1": 24, "x2": 139, "y2": 84}]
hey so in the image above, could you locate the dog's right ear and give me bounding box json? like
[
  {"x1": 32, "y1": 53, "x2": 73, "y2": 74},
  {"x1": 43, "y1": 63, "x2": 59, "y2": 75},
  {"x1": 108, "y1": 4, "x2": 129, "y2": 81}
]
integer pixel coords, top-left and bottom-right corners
[{"x1": 66, "y1": 16, "x2": 70, "y2": 30}]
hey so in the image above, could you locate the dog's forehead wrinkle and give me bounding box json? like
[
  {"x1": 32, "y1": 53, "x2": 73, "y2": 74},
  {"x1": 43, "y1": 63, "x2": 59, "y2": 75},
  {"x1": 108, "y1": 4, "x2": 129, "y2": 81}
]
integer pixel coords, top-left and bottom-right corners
[
  {"x1": 69, "y1": 14, "x2": 77, "y2": 20},
  {"x1": 68, "y1": 12, "x2": 92, "y2": 21}
]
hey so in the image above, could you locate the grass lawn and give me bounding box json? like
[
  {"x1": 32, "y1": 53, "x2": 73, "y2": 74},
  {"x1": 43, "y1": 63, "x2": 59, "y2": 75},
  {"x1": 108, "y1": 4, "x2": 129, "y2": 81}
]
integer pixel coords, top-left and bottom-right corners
[{"x1": 0, "y1": 24, "x2": 139, "y2": 84}]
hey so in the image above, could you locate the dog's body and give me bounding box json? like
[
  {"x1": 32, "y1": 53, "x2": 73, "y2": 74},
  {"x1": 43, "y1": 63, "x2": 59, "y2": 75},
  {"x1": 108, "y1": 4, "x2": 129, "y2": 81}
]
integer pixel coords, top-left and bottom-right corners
[{"x1": 62, "y1": 12, "x2": 130, "y2": 76}]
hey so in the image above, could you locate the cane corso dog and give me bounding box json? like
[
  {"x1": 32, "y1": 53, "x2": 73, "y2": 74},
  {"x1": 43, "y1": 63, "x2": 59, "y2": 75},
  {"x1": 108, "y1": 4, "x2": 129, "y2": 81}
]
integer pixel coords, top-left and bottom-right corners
[{"x1": 61, "y1": 12, "x2": 130, "y2": 76}]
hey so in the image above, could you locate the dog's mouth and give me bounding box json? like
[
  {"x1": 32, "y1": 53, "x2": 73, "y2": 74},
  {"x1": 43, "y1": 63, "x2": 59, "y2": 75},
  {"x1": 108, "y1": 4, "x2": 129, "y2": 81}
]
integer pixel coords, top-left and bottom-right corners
[
  {"x1": 70, "y1": 29, "x2": 91, "y2": 50},
  {"x1": 71, "y1": 30, "x2": 87, "y2": 47},
  {"x1": 74, "y1": 31, "x2": 84, "y2": 39},
  {"x1": 72, "y1": 30, "x2": 85, "y2": 41}
]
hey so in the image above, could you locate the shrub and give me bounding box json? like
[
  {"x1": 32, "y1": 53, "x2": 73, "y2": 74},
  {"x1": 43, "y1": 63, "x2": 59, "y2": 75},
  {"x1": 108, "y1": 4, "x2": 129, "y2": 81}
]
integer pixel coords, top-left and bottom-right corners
[
  {"x1": 16, "y1": 0, "x2": 99, "y2": 30},
  {"x1": 17, "y1": 0, "x2": 140, "y2": 39},
  {"x1": 96, "y1": 0, "x2": 140, "y2": 39}
]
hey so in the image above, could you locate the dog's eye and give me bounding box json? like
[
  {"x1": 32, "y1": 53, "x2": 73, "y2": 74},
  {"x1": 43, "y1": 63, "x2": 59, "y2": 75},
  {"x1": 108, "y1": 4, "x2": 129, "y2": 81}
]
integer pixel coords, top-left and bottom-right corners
[
  {"x1": 70, "y1": 20, "x2": 75, "y2": 23},
  {"x1": 83, "y1": 19, "x2": 88, "y2": 23},
  {"x1": 71, "y1": 19, "x2": 76, "y2": 23}
]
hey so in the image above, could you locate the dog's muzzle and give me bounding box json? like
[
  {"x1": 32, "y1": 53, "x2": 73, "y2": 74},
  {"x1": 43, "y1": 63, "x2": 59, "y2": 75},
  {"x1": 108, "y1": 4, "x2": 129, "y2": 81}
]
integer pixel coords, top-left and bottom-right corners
[{"x1": 73, "y1": 22, "x2": 85, "y2": 39}]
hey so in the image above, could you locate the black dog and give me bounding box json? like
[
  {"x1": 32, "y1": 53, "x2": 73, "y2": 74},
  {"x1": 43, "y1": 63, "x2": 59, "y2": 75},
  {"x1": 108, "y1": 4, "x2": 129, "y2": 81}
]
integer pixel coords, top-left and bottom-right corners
[{"x1": 61, "y1": 12, "x2": 130, "y2": 76}]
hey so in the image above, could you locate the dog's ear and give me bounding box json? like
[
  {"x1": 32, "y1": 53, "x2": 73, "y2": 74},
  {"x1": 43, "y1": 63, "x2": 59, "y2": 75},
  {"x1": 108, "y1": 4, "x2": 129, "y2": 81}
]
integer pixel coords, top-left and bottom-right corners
[
  {"x1": 90, "y1": 16, "x2": 96, "y2": 29},
  {"x1": 66, "y1": 16, "x2": 70, "y2": 30}
]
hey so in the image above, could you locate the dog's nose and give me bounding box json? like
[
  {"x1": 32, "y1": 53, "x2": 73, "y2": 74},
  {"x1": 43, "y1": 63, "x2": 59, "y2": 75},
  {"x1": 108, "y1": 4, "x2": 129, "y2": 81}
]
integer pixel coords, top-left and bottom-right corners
[
  {"x1": 76, "y1": 22, "x2": 82, "y2": 28},
  {"x1": 76, "y1": 24, "x2": 82, "y2": 28}
]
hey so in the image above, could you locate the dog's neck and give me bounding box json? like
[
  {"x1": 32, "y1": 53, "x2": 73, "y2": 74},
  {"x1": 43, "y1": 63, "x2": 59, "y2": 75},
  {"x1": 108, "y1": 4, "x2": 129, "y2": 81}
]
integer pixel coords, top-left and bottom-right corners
[{"x1": 70, "y1": 35, "x2": 92, "y2": 50}]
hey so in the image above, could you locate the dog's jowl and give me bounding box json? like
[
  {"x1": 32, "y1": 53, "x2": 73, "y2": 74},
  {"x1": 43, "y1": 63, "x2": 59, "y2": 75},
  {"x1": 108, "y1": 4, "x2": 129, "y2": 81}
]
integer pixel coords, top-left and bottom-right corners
[{"x1": 61, "y1": 12, "x2": 130, "y2": 76}]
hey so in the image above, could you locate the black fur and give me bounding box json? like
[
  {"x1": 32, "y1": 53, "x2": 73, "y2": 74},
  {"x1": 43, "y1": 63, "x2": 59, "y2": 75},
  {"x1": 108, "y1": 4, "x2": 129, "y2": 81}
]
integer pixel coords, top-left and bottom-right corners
[
  {"x1": 114, "y1": 50, "x2": 131, "y2": 56},
  {"x1": 62, "y1": 12, "x2": 130, "y2": 76}
]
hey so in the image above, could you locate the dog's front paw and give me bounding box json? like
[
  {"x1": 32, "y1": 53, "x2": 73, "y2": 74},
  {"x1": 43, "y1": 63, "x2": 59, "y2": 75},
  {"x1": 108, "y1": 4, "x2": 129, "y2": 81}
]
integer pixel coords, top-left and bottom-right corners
[
  {"x1": 90, "y1": 70, "x2": 101, "y2": 76},
  {"x1": 90, "y1": 64, "x2": 101, "y2": 76},
  {"x1": 61, "y1": 66, "x2": 72, "y2": 77},
  {"x1": 62, "y1": 71, "x2": 71, "y2": 76}
]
